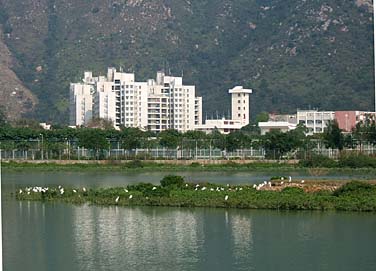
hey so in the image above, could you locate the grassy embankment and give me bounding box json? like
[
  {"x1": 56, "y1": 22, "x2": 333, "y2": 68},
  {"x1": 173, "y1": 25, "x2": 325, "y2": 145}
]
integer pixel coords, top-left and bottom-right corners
[
  {"x1": 2, "y1": 160, "x2": 298, "y2": 172},
  {"x1": 16, "y1": 176, "x2": 376, "y2": 212}
]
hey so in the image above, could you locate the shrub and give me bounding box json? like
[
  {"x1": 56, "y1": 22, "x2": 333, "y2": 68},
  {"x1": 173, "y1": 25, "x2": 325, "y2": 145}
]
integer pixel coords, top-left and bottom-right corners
[
  {"x1": 160, "y1": 175, "x2": 185, "y2": 188},
  {"x1": 281, "y1": 187, "x2": 305, "y2": 194},
  {"x1": 299, "y1": 155, "x2": 337, "y2": 168},
  {"x1": 124, "y1": 160, "x2": 144, "y2": 168},
  {"x1": 338, "y1": 154, "x2": 376, "y2": 168},
  {"x1": 333, "y1": 181, "x2": 375, "y2": 197}
]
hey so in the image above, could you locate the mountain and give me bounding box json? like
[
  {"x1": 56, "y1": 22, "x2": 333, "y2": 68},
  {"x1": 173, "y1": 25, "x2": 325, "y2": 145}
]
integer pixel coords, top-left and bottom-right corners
[
  {"x1": 0, "y1": 0, "x2": 374, "y2": 123},
  {"x1": 0, "y1": 28, "x2": 36, "y2": 121}
]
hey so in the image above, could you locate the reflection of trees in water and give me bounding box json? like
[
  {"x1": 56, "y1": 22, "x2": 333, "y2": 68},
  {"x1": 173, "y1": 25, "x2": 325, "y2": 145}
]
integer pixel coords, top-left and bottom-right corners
[
  {"x1": 230, "y1": 212, "x2": 253, "y2": 263},
  {"x1": 72, "y1": 206, "x2": 200, "y2": 269}
]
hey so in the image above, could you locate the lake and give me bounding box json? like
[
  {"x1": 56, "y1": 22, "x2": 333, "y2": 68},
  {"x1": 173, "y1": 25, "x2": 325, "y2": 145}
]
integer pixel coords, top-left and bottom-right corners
[{"x1": 2, "y1": 171, "x2": 376, "y2": 271}]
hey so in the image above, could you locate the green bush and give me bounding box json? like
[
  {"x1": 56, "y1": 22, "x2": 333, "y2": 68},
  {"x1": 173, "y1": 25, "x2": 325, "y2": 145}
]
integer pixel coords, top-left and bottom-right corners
[
  {"x1": 160, "y1": 175, "x2": 185, "y2": 188},
  {"x1": 299, "y1": 155, "x2": 337, "y2": 168},
  {"x1": 123, "y1": 160, "x2": 144, "y2": 168},
  {"x1": 338, "y1": 154, "x2": 376, "y2": 168},
  {"x1": 333, "y1": 181, "x2": 375, "y2": 197},
  {"x1": 281, "y1": 187, "x2": 305, "y2": 194}
]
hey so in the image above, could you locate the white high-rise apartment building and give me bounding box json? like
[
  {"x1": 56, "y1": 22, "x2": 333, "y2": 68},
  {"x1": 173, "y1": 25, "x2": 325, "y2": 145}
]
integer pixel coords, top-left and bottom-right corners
[
  {"x1": 69, "y1": 82, "x2": 94, "y2": 126},
  {"x1": 70, "y1": 68, "x2": 202, "y2": 133}
]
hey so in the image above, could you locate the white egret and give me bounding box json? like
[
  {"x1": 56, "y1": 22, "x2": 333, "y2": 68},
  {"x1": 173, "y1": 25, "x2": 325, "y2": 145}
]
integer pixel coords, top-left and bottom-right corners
[
  {"x1": 115, "y1": 196, "x2": 120, "y2": 203},
  {"x1": 301, "y1": 180, "x2": 305, "y2": 183},
  {"x1": 129, "y1": 195, "x2": 133, "y2": 199},
  {"x1": 152, "y1": 187, "x2": 157, "y2": 190},
  {"x1": 82, "y1": 187, "x2": 86, "y2": 192},
  {"x1": 289, "y1": 176, "x2": 292, "y2": 182},
  {"x1": 224, "y1": 195, "x2": 229, "y2": 201},
  {"x1": 73, "y1": 189, "x2": 77, "y2": 193},
  {"x1": 124, "y1": 189, "x2": 128, "y2": 193}
]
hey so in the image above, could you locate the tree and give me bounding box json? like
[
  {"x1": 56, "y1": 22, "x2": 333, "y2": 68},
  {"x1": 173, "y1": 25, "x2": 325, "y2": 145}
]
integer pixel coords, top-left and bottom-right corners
[
  {"x1": 323, "y1": 120, "x2": 344, "y2": 150},
  {"x1": 77, "y1": 128, "x2": 109, "y2": 158},
  {"x1": 159, "y1": 129, "x2": 181, "y2": 148},
  {"x1": 225, "y1": 131, "x2": 249, "y2": 151},
  {"x1": 255, "y1": 111, "x2": 269, "y2": 123},
  {"x1": 261, "y1": 125, "x2": 306, "y2": 159},
  {"x1": 120, "y1": 127, "x2": 145, "y2": 150},
  {"x1": 210, "y1": 128, "x2": 226, "y2": 150},
  {"x1": 0, "y1": 107, "x2": 7, "y2": 127}
]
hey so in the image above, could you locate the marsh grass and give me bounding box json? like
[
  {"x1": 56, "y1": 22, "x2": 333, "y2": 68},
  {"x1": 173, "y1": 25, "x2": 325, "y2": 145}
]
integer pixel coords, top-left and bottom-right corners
[{"x1": 16, "y1": 180, "x2": 376, "y2": 212}]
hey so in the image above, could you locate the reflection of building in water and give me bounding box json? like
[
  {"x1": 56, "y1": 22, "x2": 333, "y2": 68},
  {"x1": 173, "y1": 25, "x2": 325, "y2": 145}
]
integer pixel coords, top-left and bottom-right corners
[
  {"x1": 72, "y1": 206, "x2": 201, "y2": 269},
  {"x1": 230, "y1": 213, "x2": 254, "y2": 260}
]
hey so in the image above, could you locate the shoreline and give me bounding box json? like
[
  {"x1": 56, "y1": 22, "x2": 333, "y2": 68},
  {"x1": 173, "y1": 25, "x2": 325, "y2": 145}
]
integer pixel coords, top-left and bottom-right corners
[
  {"x1": 3, "y1": 160, "x2": 376, "y2": 174},
  {"x1": 15, "y1": 179, "x2": 376, "y2": 212}
]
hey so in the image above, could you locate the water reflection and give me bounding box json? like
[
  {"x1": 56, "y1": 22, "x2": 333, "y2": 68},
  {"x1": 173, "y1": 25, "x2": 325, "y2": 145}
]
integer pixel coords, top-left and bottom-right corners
[
  {"x1": 72, "y1": 206, "x2": 202, "y2": 270},
  {"x1": 4, "y1": 195, "x2": 376, "y2": 271},
  {"x1": 230, "y1": 213, "x2": 253, "y2": 266}
]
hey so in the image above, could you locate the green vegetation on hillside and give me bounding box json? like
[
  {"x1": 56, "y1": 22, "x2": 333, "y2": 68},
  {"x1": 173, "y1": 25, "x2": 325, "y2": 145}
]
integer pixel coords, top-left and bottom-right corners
[{"x1": 0, "y1": 0, "x2": 373, "y2": 122}]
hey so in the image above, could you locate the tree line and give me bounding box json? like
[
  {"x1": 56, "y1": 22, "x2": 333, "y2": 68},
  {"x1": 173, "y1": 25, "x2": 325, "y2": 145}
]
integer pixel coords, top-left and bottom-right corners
[{"x1": 1, "y1": 116, "x2": 376, "y2": 159}]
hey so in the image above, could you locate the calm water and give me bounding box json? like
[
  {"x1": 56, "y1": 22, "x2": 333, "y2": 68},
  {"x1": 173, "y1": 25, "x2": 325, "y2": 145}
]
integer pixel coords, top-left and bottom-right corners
[{"x1": 2, "y1": 172, "x2": 376, "y2": 271}]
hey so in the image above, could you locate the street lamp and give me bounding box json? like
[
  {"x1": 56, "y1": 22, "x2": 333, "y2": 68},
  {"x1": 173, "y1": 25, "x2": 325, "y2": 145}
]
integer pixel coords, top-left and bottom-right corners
[{"x1": 40, "y1": 133, "x2": 44, "y2": 160}]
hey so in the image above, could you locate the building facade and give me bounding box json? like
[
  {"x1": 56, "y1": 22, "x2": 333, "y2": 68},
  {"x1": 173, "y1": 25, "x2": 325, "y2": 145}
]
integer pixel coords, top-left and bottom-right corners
[
  {"x1": 335, "y1": 111, "x2": 376, "y2": 132},
  {"x1": 70, "y1": 68, "x2": 202, "y2": 133},
  {"x1": 297, "y1": 110, "x2": 335, "y2": 135},
  {"x1": 69, "y1": 83, "x2": 94, "y2": 126}
]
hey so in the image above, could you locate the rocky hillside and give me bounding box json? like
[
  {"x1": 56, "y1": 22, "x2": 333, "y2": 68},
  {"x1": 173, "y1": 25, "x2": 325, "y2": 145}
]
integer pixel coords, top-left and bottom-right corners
[
  {"x1": 0, "y1": 0, "x2": 374, "y2": 123},
  {"x1": 0, "y1": 28, "x2": 36, "y2": 121}
]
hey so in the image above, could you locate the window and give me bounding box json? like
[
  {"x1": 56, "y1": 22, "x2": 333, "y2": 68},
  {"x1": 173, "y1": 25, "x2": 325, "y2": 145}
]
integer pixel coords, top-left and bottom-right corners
[
  {"x1": 238, "y1": 114, "x2": 241, "y2": 117},
  {"x1": 238, "y1": 100, "x2": 241, "y2": 104}
]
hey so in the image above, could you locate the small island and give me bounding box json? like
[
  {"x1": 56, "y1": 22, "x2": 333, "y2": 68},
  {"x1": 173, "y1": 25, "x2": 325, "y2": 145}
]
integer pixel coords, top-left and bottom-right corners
[{"x1": 16, "y1": 175, "x2": 376, "y2": 212}]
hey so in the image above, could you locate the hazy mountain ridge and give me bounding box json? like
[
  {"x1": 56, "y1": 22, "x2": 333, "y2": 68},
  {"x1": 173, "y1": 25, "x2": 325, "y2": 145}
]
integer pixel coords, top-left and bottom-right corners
[{"x1": 0, "y1": 0, "x2": 373, "y2": 122}]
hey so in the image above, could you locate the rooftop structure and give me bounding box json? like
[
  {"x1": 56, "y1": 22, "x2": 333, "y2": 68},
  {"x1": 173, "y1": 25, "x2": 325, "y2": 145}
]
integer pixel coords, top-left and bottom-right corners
[{"x1": 196, "y1": 86, "x2": 252, "y2": 134}]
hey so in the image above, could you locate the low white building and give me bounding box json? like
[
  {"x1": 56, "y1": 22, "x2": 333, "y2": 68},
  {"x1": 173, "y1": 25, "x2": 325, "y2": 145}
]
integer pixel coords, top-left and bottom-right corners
[
  {"x1": 258, "y1": 121, "x2": 297, "y2": 135},
  {"x1": 196, "y1": 86, "x2": 252, "y2": 134},
  {"x1": 297, "y1": 110, "x2": 335, "y2": 135}
]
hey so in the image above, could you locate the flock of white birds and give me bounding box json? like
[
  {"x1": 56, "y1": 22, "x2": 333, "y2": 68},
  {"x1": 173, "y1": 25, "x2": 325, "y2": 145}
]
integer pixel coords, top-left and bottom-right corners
[{"x1": 18, "y1": 176, "x2": 307, "y2": 204}]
